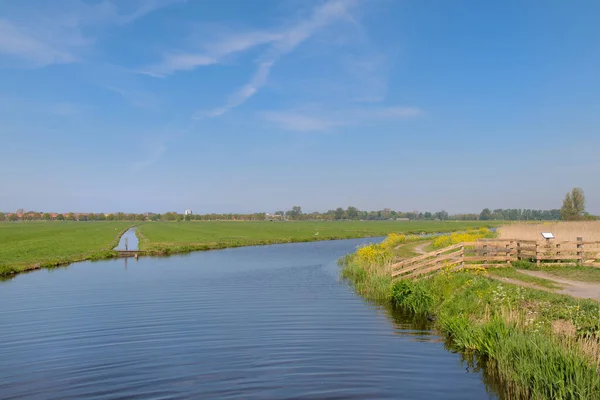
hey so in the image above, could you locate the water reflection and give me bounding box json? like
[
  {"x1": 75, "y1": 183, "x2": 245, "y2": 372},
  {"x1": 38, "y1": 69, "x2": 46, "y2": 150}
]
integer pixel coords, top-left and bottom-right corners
[
  {"x1": 0, "y1": 238, "x2": 505, "y2": 399},
  {"x1": 114, "y1": 227, "x2": 139, "y2": 251}
]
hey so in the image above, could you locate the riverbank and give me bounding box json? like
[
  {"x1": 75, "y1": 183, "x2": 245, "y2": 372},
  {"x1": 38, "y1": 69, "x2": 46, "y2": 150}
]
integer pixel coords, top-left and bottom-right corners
[
  {"x1": 1, "y1": 220, "x2": 499, "y2": 278},
  {"x1": 137, "y1": 220, "x2": 498, "y2": 255},
  {"x1": 0, "y1": 222, "x2": 135, "y2": 277},
  {"x1": 340, "y1": 233, "x2": 600, "y2": 399}
]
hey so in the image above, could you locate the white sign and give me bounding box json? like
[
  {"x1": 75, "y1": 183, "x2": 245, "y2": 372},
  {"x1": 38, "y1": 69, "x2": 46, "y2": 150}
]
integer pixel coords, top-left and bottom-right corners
[{"x1": 541, "y1": 232, "x2": 555, "y2": 239}]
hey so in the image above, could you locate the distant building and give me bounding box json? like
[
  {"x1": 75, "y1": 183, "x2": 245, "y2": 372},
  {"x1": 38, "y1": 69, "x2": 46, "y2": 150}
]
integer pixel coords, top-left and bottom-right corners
[{"x1": 184, "y1": 209, "x2": 193, "y2": 216}]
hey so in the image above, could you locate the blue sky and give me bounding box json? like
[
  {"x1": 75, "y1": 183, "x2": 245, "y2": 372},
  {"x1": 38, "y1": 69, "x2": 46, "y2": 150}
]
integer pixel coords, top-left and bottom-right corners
[{"x1": 1, "y1": 0, "x2": 599, "y2": 214}]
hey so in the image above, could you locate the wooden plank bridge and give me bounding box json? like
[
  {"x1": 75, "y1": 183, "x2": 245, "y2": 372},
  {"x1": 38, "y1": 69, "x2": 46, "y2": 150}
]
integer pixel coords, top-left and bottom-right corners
[
  {"x1": 116, "y1": 250, "x2": 146, "y2": 258},
  {"x1": 392, "y1": 238, "x2": 600, "y2": 280}
]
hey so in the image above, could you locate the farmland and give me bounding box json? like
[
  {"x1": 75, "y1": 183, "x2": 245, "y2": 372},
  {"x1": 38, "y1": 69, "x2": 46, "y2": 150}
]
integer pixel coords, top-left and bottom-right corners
[
  {"x1": 0, "y1": 222, "x2": 134, "y2": 276},
  {"x1": 0, "y1": 220, "x2": 499, "y2": 276},
  {"x1": 137, "y1": 220, "x2": 499, "y2": 254}
]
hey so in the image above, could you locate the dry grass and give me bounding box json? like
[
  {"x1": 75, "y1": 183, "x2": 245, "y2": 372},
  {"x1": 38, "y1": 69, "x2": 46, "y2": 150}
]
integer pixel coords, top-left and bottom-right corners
[{"x1": 498, "y1": 221, "x2": 600, "y2": 242}]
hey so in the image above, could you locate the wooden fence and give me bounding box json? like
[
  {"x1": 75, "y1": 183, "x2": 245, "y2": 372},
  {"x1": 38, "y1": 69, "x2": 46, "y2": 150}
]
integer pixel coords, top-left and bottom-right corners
[{"x1": 391, "y1": 238, "x2": 600, "y2": 280}]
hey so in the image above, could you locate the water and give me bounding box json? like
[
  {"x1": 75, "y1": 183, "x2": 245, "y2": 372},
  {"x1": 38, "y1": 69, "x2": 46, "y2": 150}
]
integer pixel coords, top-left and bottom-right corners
[
  {"x1": 0, "y1": 239, "x2": 498, "y2": 399},
  {"x1": 114, "y1": 228, "x2": 139, "y2": 251}
]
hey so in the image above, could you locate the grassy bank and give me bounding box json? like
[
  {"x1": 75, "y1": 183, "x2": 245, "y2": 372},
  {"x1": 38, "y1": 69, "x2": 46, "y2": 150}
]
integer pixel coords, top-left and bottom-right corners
[
  {"x1": 0, "y1": 222, "x2": 135, "y2": 276},
  {"x1": 137, "y1": 220, "x2": 499, "y2": 255},
  {"x1": 0, "y1": 220, "x2": 498, "y2": 278},
  {"x1": 341, "y1": 233, "x2": 600, "y2": 399}
]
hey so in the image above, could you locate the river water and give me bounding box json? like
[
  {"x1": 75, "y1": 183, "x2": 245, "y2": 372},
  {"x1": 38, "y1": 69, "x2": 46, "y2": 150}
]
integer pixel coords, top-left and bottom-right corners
[
  {"x1": 0, "y1": 238, "x2": 498, "y2": 399},
  {"x1": 114, "y1": 227, "x2": 139, "y2": 251}
]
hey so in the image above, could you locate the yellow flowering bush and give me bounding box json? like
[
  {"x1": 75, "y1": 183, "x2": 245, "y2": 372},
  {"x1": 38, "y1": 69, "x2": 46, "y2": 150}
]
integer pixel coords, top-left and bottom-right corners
[
  {"x1": 432, "y1": 228, "x2": 494, "y2": 249},
  {"x1": 381, "y1": 233, "x2": 406, "y2": 248}
]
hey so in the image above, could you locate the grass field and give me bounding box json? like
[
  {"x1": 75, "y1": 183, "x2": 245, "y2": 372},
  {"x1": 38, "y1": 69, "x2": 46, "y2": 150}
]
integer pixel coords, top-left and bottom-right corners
[
  {"x1": 137, "y1": 220, "x2": 498, "y2": 254},
  {"x1": 0, "y1": 222, "x2": 135, "y2": 276},
  {"x1": 0, "y1": 220, "x2": 498, "y2": 277}
]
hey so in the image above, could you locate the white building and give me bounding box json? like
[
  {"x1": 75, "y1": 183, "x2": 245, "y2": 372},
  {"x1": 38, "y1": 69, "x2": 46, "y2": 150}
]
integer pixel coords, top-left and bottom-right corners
[{"x1": 184, "y1": 209, "x2": 193, "y2": 216}]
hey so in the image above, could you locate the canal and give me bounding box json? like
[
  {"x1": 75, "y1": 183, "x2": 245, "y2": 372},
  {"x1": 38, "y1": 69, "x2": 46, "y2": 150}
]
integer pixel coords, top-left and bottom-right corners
[{"x1": 0, "y1": 238, "x2": 498, "y2": 399}]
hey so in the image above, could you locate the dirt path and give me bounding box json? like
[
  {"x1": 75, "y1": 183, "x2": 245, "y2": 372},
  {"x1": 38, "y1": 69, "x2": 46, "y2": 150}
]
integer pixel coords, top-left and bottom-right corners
[
  {"x1": 518, "y1": 270, "x2": 600, "y2": 301},
  {"x1": 413, "y1": 241, "x2": 431, "y2": 255},
  {"x1": 488, "y1": 276, "x2": 557, "y2": 294}
]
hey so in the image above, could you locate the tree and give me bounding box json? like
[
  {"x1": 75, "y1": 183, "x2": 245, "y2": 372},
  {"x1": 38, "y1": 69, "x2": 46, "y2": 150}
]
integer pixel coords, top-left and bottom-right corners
[
  {"x1": 0, "y1": 212, "x2": 5, "y2": 221},
  {"x1": 571, "y1": 188, "x2": 586, "y2": 217},
  {"x1": 561, "y1": 188, "x2": 586, "y2": 221},
  {"x1": 286, "y1": 206, "x2": 303, "y2": 219},
  {"x1": 56, "y1": 214, "x2": 65, "y2": 221},
  {"x1": 346, "y1": 206, "x2": 359, "y2": 220},
  {"x1": 42, "y1": 213, "x2": 52, "y2": 221},
  {"x1": 434, "y1": 210, "x2": 449, "y2": 220},
  {"x1": 479, "y1": 208, "x2": 492, "y2": 220}
]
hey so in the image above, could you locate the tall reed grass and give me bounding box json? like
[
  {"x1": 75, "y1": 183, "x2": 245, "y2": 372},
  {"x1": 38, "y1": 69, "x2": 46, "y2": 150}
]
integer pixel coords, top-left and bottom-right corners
[
  {"x1": 341, "y1": 232, "x2": 600, "y2": 399},
  {"x1": 499, "y1": 221, "x2": 600, "y2": 241}
]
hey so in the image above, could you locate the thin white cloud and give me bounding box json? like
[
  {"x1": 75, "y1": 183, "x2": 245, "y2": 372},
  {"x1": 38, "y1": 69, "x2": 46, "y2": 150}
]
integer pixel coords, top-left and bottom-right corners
[
  {"x1": 0, "y1": 19, "x2": 78, "y2": 66},
  {"x1": 48, "y1": 102, "x2": 85, "y2": 117},
  {"x1": 139, "y1": 53, "x2": 217, "y2": 77},
  {"x1": 0, "y1": 0, "x2": 184, "y2": 67},
  {"x1": 263, "y1": 105, "x2": 423, "y2": 132},
  {"x1": 106, "y1": 86, "x2": 160, "y2": 109},
  {"x1": 370, "y1": 106, "x2": 424, "y2": 118},
  {"x1": 197, "y1": 60, "x2": 274, "y2": 118},
  {"x1": 132, "y1": 143, "x2": 167, "y2": 171},
  {"x1": 140, "y1": 31, "x2": 280, "y2": 77},
  {"x1": 200, "y1": 0, "x2": 357, "y2": 118},
  {"x1": 262, "y1": 111, "x2": 347, "y2": 132}
]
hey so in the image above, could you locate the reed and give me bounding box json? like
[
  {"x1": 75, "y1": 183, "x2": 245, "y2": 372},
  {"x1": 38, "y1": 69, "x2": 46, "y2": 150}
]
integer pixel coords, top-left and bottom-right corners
[
  {"x1": 499, "y1": 221, "x2": 600, "y2": 241},
  {"x1": 341, "y1": 233, "x2": 600, "y2": 399}
]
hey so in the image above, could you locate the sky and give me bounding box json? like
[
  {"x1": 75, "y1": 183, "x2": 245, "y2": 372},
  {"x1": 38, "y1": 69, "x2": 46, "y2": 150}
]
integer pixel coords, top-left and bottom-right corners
[{"x1": 0, "y1": 0, "x2": 599, "y2": 214}]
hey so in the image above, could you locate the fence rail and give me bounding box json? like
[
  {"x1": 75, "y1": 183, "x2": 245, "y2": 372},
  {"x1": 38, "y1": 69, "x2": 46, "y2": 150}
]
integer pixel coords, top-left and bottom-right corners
[{"x1": 391, "y1": 238, "x2": 600, "y2": 280}]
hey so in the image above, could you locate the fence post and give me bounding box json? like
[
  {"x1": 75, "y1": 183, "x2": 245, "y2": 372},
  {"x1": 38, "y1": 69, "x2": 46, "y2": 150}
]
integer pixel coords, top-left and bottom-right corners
[
  {"x1": 556, "y1": 243, "x2": 560, "y2": 261},
  {"x1": 536, "y1": 241, "x2": 540, "y2": 267},
  {"x1": 506, "y1": 243, "x2": 511, "y2": 265},
  {"x1": 460, "y1": 244, "x2": 465, "y2": 269},
  {"x1": 577, "y1": 237, "x2": 584, "y2": 266},
  {"x1": 517, "y1": 242, "x2": 521, "y2": 261}
]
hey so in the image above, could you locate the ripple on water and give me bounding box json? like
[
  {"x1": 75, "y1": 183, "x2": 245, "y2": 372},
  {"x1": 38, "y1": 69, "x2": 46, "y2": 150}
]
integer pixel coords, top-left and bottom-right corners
[{"x1": 0, "y1": 239, "x2": 496, "y2": 399}]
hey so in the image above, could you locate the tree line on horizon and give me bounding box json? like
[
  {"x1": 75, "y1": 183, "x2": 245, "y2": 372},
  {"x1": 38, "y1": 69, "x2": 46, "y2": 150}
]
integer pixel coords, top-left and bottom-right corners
[
  {"x1": 0, "y1": 206, "x2": 581, "y2": 222},
  {"x1": 0, "y1": 188, "x2": 593, "y2": 222}
]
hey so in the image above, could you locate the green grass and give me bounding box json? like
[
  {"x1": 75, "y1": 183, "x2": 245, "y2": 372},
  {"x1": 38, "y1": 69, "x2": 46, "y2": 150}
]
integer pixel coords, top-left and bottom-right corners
[
  {"x1": 138, "y1": 220, "x2": 498, "y2": 254},
  {"x1": 0, "y1": 222, "x2": 135, "y2": 276},
  {"x1": 392, "y1": 241, "x2": 425, "y2": 258},
  {"x1": 514, "y1": 261, "x2": 600, "y2": 283},
  {"x1": 340, "y1": 236, "x2": 600, "y2": 399},
  {"x1": 488, "y1": 267, "x2": 561, "y2": 289},
  {"x1": 1, "y1": 220, "x2": 497, "y2": 277}
]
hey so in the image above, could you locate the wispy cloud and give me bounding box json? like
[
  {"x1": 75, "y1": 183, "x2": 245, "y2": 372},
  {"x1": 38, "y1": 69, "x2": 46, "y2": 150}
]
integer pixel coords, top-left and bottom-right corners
[
  {"x1": 200, "y1": 0, "x2": 357, "y2": 117},
  {"x1": 0, "y1": 18, "x2": 79, "y2": 66},
  {"x1": 196, "y1": 60, "x2": 274, "y2": 118},
  {"x1": 141, "y1": 31, "x2": 281, "y2": 77},
  {"x1": 0, "y1": 0, "x2": 184, "y2": 67},
  {"x1": 106, "y1": 86, "x2": 160, "y2": 109},
  {"x1": 141, "y1": 0, "x2": 357, "y2": 117},
  {"x1": 263, "y1": 105, "x2": 423, "y2": 132},
  {"x1": 48, "y1": 102, "x2": 86, "y2": 117},
  {"x1": 262, "y1": 111, "x2": 348, "y2": 132},
  {"x1": 132, "y1": 142, "x2": 167, "y2": 171}
]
